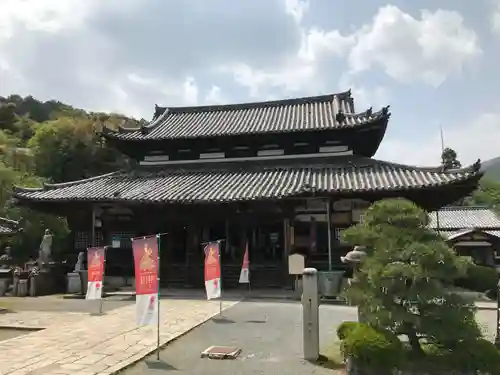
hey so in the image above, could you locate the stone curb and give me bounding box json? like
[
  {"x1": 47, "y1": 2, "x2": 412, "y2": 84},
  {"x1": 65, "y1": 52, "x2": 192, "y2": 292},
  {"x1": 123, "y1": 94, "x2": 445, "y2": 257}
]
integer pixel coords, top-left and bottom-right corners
[{"x1": 0, "y1": 325, "x2": 43, "y2": 331}]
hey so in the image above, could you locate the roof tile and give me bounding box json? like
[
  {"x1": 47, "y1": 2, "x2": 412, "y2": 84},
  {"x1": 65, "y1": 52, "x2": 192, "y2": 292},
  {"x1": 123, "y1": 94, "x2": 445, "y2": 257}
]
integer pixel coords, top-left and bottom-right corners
[
  {"x1": 429, "y1": 206, "x2": 500, "y2": 230},
  {"x1": 14, "y1": 158, "x2": 481, "y2": 204},
  {"x1": 105, "y1": 92, "x2": 390, "y2": 140}
]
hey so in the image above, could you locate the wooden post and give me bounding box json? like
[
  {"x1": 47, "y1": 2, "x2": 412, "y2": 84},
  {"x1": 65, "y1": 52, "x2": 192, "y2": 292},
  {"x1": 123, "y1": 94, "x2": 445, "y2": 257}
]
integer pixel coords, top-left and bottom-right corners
[
  {"x1": 91, "y1": 206, "x2": 96, "y2": 247},
  {"x1": 326, "y1": 199, "x2": 333, "y2": 271}
]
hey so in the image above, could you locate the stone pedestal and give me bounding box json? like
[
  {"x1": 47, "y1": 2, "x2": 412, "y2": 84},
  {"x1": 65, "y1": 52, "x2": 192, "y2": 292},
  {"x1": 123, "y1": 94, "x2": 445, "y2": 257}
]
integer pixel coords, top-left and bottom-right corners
[
  {"x1": 12, "y1": 276, "x2": 19, "y2": 296},
  {"x1": 67, "y1": 273, "x2": 81, "y2": 293},
  {"x1": 17, "y1": 279, "x2": 28, "y2": 297},
  {"x1": 67, "y1": 271, "x2": 87, "y2": 294},
  {"x1": 0, "y1": 279, "x2": 8, "y2": 296}
]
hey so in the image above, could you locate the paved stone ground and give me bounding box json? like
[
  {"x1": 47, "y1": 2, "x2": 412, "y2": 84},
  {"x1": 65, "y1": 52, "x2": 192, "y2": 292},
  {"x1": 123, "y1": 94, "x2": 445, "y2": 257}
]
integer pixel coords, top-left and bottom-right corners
[
  {"x1": 0, "y1": 294, "x2": 132, "y2": 314},
  {"x1": 121, "y1": 301, "x2": 355, "y2": 375},
  {"x1": 0, "y1": 298, "x2": 239, "y2": 375}
]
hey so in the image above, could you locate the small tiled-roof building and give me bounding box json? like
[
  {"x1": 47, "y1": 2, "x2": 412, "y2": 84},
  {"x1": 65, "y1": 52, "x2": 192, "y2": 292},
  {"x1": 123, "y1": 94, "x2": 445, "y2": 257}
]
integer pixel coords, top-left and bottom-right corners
[
  {"x1": 429, "y1": 206, "x2": 500, "y2": 267},
  {"x1": 0, "y1": 217, "x2": 20, "y2": 237},
  {"x1": 12, "y1": 91, "x2": 484, "y2": 288}
]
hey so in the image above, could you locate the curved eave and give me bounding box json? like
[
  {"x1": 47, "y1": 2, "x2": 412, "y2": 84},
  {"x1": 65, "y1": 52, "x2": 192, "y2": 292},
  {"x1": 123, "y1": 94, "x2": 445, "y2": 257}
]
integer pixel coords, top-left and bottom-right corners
[
  {"x1": 13, "y1": 171, "x2": 119, "y2": 195},
  {"x1": 99, "y1": 105, "x2": 391, "y2": 143},
  {"x1": 11, "y1": 158, "x2": 483, "y2": 206}
]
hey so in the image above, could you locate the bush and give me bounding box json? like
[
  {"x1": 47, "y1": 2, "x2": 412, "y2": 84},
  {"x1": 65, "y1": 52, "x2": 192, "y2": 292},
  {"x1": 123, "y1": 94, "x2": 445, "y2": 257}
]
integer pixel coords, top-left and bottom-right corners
[
  {"x1": 340, "y1": 324, "x2": 404, "y2": 370},
  {"x1": 455, "y1": 263, "x2": 498, "y2": 292},
  {"x1": 451, "y1": 339, "x2": 500, "y2": 374},
  {"x1": 336, "y1": 321, "x2": 362, "y2": 340}
]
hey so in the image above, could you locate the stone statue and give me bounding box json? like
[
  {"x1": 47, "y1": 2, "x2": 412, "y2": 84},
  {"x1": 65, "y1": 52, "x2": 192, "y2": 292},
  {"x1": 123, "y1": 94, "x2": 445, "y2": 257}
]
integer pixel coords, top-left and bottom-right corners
[
  {"x1": 74, "y1": 252, "x2": 85, "y2": 272},
  {"x1": 0, "y1": 246, "x2": 13, "y2": 269},
  {"x1": 38, "y1": 229, "x2": 53, "y2": 267}
]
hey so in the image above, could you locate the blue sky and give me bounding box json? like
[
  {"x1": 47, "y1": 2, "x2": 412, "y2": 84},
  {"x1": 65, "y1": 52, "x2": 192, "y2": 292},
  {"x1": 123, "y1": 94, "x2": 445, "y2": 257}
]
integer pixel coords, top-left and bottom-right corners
[{"x1": 1, "y1": 0, "x2": 499, "y2": 167}]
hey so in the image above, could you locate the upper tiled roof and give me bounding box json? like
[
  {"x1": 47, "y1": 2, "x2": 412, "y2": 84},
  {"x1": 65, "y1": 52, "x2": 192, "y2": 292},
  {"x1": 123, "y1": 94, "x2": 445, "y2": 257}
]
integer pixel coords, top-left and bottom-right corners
[
  {"x1": 102, "y1": 91, "x2": 390, "y2": 141},
  {"x1": 428, "y1": 206, "x2": 500, "y2": 230},
  {"x1": 13, "y1": 156, "x2": 482, "y2": 204},
  {"x1": 0, "y1": 217, "x2": 19, "y2": 236}
]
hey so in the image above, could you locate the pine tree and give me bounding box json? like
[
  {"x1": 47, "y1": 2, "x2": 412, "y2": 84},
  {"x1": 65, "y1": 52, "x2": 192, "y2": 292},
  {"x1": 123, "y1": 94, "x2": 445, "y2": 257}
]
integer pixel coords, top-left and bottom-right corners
[{"x1": 342, "y1": 198, "x2": 481, "y2": 355}]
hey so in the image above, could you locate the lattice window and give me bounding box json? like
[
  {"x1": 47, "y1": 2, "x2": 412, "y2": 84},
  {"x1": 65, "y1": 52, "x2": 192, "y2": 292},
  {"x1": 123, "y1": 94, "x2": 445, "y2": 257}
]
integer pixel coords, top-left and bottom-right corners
[
  {"x1": 74, "y1": 231, "x2": 90, "y2": 250},
  {"x1": 73, "y1": 231, "x2": 105, "y2": 249},
  {"x1": 108, "y1": 232, "x2": 136, "y2": 249}
]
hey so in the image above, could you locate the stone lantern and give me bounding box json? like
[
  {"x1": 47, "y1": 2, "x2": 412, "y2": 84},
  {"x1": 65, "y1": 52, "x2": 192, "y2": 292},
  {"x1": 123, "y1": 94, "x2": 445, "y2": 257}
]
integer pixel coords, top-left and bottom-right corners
[{"x1": 341, "y1": 246, "x2": 367, "y2": 322}]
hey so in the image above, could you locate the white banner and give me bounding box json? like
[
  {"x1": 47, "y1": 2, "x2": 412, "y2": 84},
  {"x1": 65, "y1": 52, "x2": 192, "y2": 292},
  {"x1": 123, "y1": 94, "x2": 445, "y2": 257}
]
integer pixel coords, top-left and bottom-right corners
[
  {"x1": 136, "y1": 293, "x2": 158, "y2": 326},
  {"x1": 86, "y1": 281, "x2": 103, "y2": 300},
  {"x1": 205, "y1": 279, "x2": 221, "y2": 300},
  {"x1": 239, "y1": 268, "x2": 249, "y2": 283}
]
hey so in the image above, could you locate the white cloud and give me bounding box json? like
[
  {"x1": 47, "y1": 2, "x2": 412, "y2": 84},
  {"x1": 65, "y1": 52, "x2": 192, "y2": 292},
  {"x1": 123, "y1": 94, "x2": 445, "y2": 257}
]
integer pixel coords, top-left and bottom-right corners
[
  {"x1": 224, "y1": 4, "x2": 480, "y2": 102},
  {"x1": 348, "y1": 6, "x2": 482, "y2": 87},
  {"x1": 492, "y1": 0, "x2": 500, "y2": 34},
  {"x1": 377, "y1": 113, "x2": 500, "y2": 167},
  {"x1": 205, "y1": 86, "x2": 226, "y2": 104},
  {"x1": 0, "y1": 0, "x2": 303, "y2": 116}
]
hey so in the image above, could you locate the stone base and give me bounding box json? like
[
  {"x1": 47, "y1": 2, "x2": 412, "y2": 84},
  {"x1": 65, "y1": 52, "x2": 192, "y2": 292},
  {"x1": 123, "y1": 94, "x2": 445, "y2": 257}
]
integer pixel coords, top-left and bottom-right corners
[
  {"x1": 17, "y1": 279, "x2": 28, "y2": 297},
  {"x1": 67, "y1": 272, "x2": 87, "y2": 294},
  {"x1": 0, "y1": 279, "x2": 9, "y2": 296}
]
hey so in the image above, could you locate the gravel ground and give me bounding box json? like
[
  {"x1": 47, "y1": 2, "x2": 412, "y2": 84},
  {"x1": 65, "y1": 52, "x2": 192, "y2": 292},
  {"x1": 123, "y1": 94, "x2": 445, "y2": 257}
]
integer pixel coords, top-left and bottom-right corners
[{"x1": 122, "y1": 300, "x2": 356, "y2": 375}]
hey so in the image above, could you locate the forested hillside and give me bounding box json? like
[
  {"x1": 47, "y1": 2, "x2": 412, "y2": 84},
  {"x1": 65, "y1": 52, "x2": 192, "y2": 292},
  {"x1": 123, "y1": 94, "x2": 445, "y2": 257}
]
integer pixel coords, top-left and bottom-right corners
[{"x1": 0, "y1": 94, "x2": 141, "y2": 260}]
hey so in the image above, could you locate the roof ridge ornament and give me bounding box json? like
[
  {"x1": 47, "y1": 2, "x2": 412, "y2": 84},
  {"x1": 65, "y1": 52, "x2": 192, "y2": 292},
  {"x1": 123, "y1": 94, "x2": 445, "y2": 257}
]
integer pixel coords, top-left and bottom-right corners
[{"x1": 336, "y1": 110, "x2": 346, "y2": 124}]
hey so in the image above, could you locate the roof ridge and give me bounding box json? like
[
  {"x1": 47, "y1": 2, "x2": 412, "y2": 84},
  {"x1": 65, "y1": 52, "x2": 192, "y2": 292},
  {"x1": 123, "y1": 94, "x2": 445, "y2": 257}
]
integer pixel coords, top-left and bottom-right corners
[
  {"x1": 438, "y1": 205, "x2": 493, "y2": 211},
  {"x1": 156, "y1": 91, "x2": 351, "y2": 115},
  {"x1": 13, "y1": 171, "x2": 120, "y2": 193},
  {"x1": 0, "y1": 217, "x2": 19, "y2": 225}
]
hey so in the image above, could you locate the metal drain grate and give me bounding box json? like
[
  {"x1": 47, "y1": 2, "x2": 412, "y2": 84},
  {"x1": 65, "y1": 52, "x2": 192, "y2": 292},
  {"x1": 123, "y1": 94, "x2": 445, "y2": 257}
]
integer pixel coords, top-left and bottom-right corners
[{"x1": 201, "y1": 346, "x2": 242, "y2": 360}]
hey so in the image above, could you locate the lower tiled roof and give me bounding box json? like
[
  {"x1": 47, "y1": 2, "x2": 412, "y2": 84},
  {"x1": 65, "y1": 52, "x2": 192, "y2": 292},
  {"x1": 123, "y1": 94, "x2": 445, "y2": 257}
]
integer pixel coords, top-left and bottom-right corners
[
  {"x1": 0, "y1": 217, "x2": 19, "y2": 235},
  {"x1": 13, "y1": 157, "x2": 483, "y2": 204},
  {"x1": 438, "y1": 229, "x2": 500, "y2": 240},
  {"x1": 429, "y1": 206, "x2": 500, "y2": 230}
]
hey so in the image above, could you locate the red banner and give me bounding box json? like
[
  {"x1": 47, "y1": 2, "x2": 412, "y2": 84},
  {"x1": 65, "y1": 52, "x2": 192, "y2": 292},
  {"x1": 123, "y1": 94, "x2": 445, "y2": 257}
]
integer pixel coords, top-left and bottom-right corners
[
  {"x1": 204, "y1": 242, "x2": 221, "y2": 299},
  {"x1": 87, "y1": 247, "x2": 105, "y2": 283},
  {"x1": 242, "y1": 243, "x2": 249, "y2": 269},
  {"x1": 132, "y1": 236, "x2": 159, "y2": 296},
  {"x1": 204, "y1": 242, "x2": 221, "y2": 282}
]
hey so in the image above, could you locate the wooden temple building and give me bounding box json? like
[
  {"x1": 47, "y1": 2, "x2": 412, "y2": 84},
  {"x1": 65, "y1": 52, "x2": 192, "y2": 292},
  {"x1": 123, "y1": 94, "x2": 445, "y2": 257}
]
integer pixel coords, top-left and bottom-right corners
[
  {"x1": 429, "y1": 206, "x2": 500, "y2": 267},
  {"x1": 12, "y1": 91, "x2": 484, "y2": 288}
]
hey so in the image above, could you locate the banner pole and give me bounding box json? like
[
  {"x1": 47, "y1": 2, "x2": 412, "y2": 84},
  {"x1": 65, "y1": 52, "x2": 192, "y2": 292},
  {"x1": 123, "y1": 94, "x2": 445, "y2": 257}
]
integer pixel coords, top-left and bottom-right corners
[
  {"x1": 218, "y1": 239, "x2": 223, "y2": 316},
  {"x1": 156, "y1": 234, "x2": 161, "y2": 360},
  {"x1": 99, "y1": 246, "x2": 108, "y2": 315}
]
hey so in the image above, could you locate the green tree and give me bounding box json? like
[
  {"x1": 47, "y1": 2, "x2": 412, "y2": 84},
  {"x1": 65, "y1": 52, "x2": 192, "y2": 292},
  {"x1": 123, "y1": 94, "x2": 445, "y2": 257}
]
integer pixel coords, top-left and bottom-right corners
[
  {"x1": 469, "y1": 178, "x2": 500, "y2": 212},
  {"x1": 441, "y1": 147, "x2": 461, "y2": 170},
  {"x1": 342, "y1": 198, "x2": 481, "y2": 355},
  {"x1": 0, "y1": 102, "x2": 17, "y2": 132},
  {"x1": 28, "y1": 116, "x2": 126, "y2": 183}
]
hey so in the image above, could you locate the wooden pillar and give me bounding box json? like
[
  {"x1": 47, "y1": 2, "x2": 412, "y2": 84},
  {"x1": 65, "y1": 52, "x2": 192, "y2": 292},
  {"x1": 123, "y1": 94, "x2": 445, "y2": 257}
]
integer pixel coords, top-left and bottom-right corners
[
  {"x1": 185, "y1": 224, "x2": 199, "y2": 286},
  {"x1": 91, "y1": 206, "x2": 96, "y2": 247},
  {"x1": 225, "y1": 219, "x2": 231, "y2": 257}
]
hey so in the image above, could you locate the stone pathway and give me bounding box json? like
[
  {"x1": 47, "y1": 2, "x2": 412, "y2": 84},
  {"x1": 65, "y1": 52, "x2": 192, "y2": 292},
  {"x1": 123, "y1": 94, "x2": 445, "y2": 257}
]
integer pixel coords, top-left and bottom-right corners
[
  {"x1": 0, "y1": 299, "x2": 238, "y2": 375},
  {"x1": 0, "y1": 310, "x2": 86, "y2": 330}
]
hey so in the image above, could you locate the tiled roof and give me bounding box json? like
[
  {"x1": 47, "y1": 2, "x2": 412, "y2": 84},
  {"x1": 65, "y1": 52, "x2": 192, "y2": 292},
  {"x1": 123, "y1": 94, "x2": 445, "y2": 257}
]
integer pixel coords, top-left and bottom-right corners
[
  {"x1": 428, "y1": 206, "x2": 500, "y2": 230},
  {"x1": 438, "y1": 229, "x2": 500, "y2": 240},
  {"x1": 0, "y1": 217, "x2": 19, "y2": 236},
  {"x1": 13, "y1": 157, "x2": 482, "y2": 204},
  {"x1": 102, "y1": 91, "x2": 390, "y2": 141}
]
